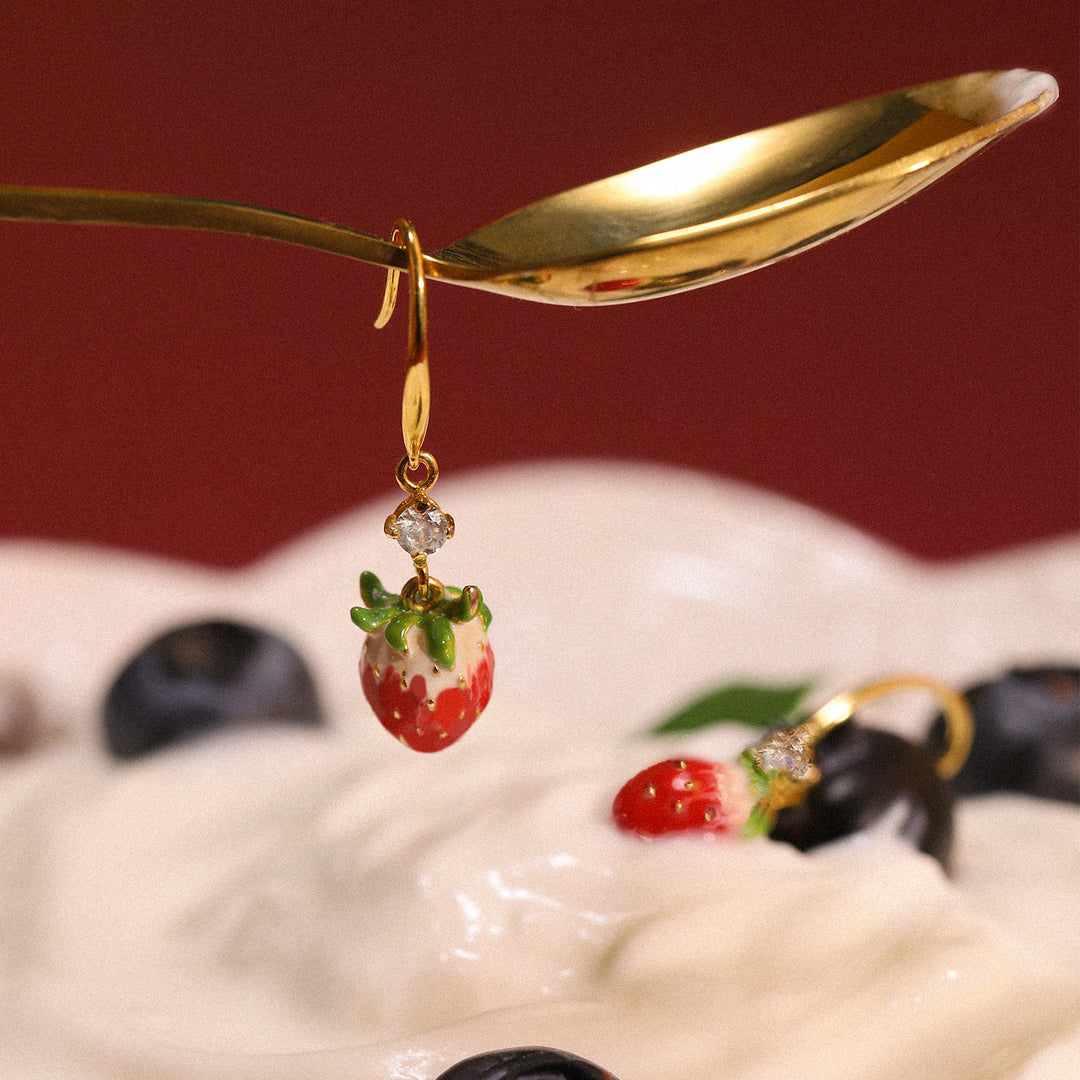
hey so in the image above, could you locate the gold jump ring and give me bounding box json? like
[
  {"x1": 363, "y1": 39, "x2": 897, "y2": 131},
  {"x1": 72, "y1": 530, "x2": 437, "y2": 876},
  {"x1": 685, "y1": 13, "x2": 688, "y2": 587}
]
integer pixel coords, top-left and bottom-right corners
[{"x1": 395, "y1": 451, "x2": 439, "y2": 495}]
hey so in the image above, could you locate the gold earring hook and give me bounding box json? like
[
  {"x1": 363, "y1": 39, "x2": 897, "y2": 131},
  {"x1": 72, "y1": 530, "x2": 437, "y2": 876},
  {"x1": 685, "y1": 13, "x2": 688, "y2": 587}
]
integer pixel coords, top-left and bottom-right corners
[
  {"x1": 750, "y1": 673, "x2": 975, "y2": 821},
  {"x1": 375, "y1": 219, "x2": 429, "y2": 470},
  {"x1": 801, "y1": 674, "x2": 974, "y2": 780}
]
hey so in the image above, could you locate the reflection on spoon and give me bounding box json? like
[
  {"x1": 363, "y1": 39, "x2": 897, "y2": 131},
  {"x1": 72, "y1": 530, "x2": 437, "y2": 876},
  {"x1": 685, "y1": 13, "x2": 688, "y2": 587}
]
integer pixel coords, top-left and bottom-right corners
[{"x1": 0, "y1": 70, "x2": 1058, "y2": 305}]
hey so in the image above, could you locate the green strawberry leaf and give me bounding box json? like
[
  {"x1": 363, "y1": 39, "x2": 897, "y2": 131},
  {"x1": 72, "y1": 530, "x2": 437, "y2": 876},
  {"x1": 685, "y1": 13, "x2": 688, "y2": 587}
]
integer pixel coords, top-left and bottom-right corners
[
  {"x1": 450, "y1": 587, "x2": 472, "y2": 622},
  {"x1": 424, "y1": 615, "x2": 456, "y2": 669},
  {"x1": 352, "y1": 571, "x2": 492, "y2": 641},
  {"x1": 350, "y1": 606, "x2": 396, "y2": 633},
  {"x1": 360, "y1": 571, "x2": 399, "y2": 609},
  {"x1": 449, "y1": 585, "x2": 492, "y2": 629},
  {"x1": 385, "y1": 611, "x2": 421, "y2": 654},
  {"x1": 741, "y1": 803, "x2": 775, "y2": 839},
  {"x1": 738, "y1": 746, "x2": 772, "y2": 794},
  {"x1": 737, "y1": 750, "x2": 779, "y2": 838},
  {"x1": 648, "y1": 681, "x2": 813, "y2": 736}
]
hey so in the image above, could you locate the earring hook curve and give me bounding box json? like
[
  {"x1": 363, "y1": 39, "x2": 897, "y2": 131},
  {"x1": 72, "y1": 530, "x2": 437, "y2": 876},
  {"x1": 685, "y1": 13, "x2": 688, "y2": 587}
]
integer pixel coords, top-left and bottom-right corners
[{"x1": 375, "y1": 219, "x2": 429, "y2": 469}]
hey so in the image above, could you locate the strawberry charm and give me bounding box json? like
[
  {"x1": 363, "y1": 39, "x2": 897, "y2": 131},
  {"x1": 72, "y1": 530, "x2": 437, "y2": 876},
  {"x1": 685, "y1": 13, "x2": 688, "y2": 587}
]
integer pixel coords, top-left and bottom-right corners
[
  {"x1": 351, "y1": 571, "x2": 493, "y2": 751},
  {"x1": 612, "y1": 734, "x2": 812, "y2": 840},
  {"x1": 613, "y1": 676, "x2": 976, "y2": 843},
  {"x1": 350, "y1": 441, "x2": 493, "y2": 751}
]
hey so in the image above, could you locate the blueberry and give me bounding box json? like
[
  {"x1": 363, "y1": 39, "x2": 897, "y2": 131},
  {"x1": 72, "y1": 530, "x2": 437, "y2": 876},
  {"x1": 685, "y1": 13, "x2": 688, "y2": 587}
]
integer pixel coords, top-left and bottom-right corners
[
  {"x1": 103, "y1": 620, "x2": 323, "y2": 758},
  {"x1": 927, "y1": 666, "x2": 1079, "y2": 803},
  {"x1": 770, "y1": 721, "x2": 954, "y2": 870},
  {"x1": 0, "y1": 672, "x2": 36, "y2": 754},
  {"x1": 433, "y1": 1047, "x2": 618, "y2": 1080}
]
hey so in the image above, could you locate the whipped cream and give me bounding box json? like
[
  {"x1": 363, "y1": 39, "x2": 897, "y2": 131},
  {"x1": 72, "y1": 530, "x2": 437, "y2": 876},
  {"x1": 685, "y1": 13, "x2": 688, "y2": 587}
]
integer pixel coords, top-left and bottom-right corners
[{"x1": 2, "y1": 464, "x2": 1077, "y2": 1080}]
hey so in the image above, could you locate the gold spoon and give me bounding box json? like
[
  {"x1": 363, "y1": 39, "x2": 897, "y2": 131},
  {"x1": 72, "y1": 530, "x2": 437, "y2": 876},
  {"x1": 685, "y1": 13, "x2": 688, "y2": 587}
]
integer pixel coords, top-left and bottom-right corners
[{"x1": 0, "y1": 69, "x2": 1057, "y2": 306}]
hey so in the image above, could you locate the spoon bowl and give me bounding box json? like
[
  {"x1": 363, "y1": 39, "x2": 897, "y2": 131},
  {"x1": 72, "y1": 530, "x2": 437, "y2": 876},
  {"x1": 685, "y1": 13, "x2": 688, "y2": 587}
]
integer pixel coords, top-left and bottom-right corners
[{"x1": 0, "y1": 70, "x2": 1058, "y2": 305}]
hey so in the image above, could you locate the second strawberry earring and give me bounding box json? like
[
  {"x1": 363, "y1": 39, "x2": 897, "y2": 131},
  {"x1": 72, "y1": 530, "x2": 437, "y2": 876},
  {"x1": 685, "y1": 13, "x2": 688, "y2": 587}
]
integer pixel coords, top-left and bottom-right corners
[{"x1": 350, "y1": 221, "x2": 494, "y2": 752}]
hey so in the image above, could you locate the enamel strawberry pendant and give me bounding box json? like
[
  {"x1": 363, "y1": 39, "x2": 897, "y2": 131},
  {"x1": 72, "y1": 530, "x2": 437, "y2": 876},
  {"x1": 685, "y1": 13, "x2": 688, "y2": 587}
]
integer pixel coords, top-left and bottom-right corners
[
  {"x1": 612, "y1": 734, "x2": 815, "y2": 840},
  {"x1": 612, "y1": 676, "x2": 975, "y2": 844},
  {"x1": 352, "y1": 571, "x2": 493, "y2": 751}
]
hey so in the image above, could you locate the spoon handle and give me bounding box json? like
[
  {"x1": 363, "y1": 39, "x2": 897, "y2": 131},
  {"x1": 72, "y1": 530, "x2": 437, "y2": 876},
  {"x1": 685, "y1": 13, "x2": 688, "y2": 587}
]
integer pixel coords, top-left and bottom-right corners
[{"x1": 0, "y1": 185, "x2": 409, "y2": 271}]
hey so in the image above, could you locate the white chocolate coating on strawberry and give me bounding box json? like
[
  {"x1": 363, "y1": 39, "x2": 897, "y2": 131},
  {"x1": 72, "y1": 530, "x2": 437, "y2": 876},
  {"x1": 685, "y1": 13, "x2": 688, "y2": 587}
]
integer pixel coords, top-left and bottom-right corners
[{"x1": 0, "y1": 465, "x2": 1077, "y2": 1080}]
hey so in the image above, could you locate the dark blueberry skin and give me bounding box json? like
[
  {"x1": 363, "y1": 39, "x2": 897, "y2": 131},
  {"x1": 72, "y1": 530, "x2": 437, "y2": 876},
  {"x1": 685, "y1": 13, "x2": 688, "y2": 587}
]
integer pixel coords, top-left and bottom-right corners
[
  {"x1": 434, "y1": 1048, "x2": 618, "y2": 1080},
  {"x1": 103, "y1": 620, "x2": 323, "y2": 758},
  {"x1": 927, "y1": 666, "x2": 1079, "y2": 803},
  {"x1": 770, "y1": 720, "x2": 954, "y2": 870}
]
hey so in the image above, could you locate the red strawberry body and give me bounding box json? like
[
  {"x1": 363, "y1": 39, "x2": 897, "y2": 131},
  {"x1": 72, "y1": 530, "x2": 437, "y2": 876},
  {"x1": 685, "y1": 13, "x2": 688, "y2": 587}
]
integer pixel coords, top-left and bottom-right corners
[
  {"x1": 361, "y1": 617, "x2": 493, "y2": 752},
  {"x1": 612, "y1": 758, "x2": 753, "y2": 838}
]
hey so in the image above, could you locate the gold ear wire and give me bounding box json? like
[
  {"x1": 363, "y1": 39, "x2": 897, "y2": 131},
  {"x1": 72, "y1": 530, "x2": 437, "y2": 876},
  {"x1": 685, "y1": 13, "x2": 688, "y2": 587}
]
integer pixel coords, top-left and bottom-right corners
[
  {"x1": 750, "y1": 674, "x2": 975, "y2": 821},
  {"x1": 802, "y1": 674, "x2": 974, "y2": 780},
  {"x1": 375, "y1": 220, "x2": 429, "y2": 470},
  {"x1": 373, "y1": 258, "x2": 400, "y2": 331}
]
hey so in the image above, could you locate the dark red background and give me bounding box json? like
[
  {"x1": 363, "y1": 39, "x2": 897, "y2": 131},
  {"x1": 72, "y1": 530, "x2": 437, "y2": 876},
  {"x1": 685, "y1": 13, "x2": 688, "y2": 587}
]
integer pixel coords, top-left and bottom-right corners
[{"x1": 1, "y1": 1, "x2": 1076, "y2": 567}]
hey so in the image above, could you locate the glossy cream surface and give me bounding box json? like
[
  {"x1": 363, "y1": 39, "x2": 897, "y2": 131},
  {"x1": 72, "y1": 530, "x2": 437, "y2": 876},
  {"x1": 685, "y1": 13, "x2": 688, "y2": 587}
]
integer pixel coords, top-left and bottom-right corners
[{"x1": 2, "y1": 464, "x2": 1078, "y2": 1080}]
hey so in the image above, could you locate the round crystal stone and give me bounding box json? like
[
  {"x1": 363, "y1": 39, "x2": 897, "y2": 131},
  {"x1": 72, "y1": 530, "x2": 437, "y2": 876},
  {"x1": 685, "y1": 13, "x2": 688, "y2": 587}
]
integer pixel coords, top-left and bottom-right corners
[
  {"x1": 754, "y1": 730, "x2": 815, "y2": 780},
  {"x1": 394, "y1": 503, "x2": 450, "y2": 556}
]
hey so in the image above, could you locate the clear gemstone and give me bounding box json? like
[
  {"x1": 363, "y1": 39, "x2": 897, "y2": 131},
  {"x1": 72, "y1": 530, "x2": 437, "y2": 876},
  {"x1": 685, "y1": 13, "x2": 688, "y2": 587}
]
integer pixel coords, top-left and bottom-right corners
[
  {"x1": 754, "y1": 730, "x2": 815, "y2": 780},
  {"x1": 394, "y1": 503, "x2": 450, "y2": 555}
]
